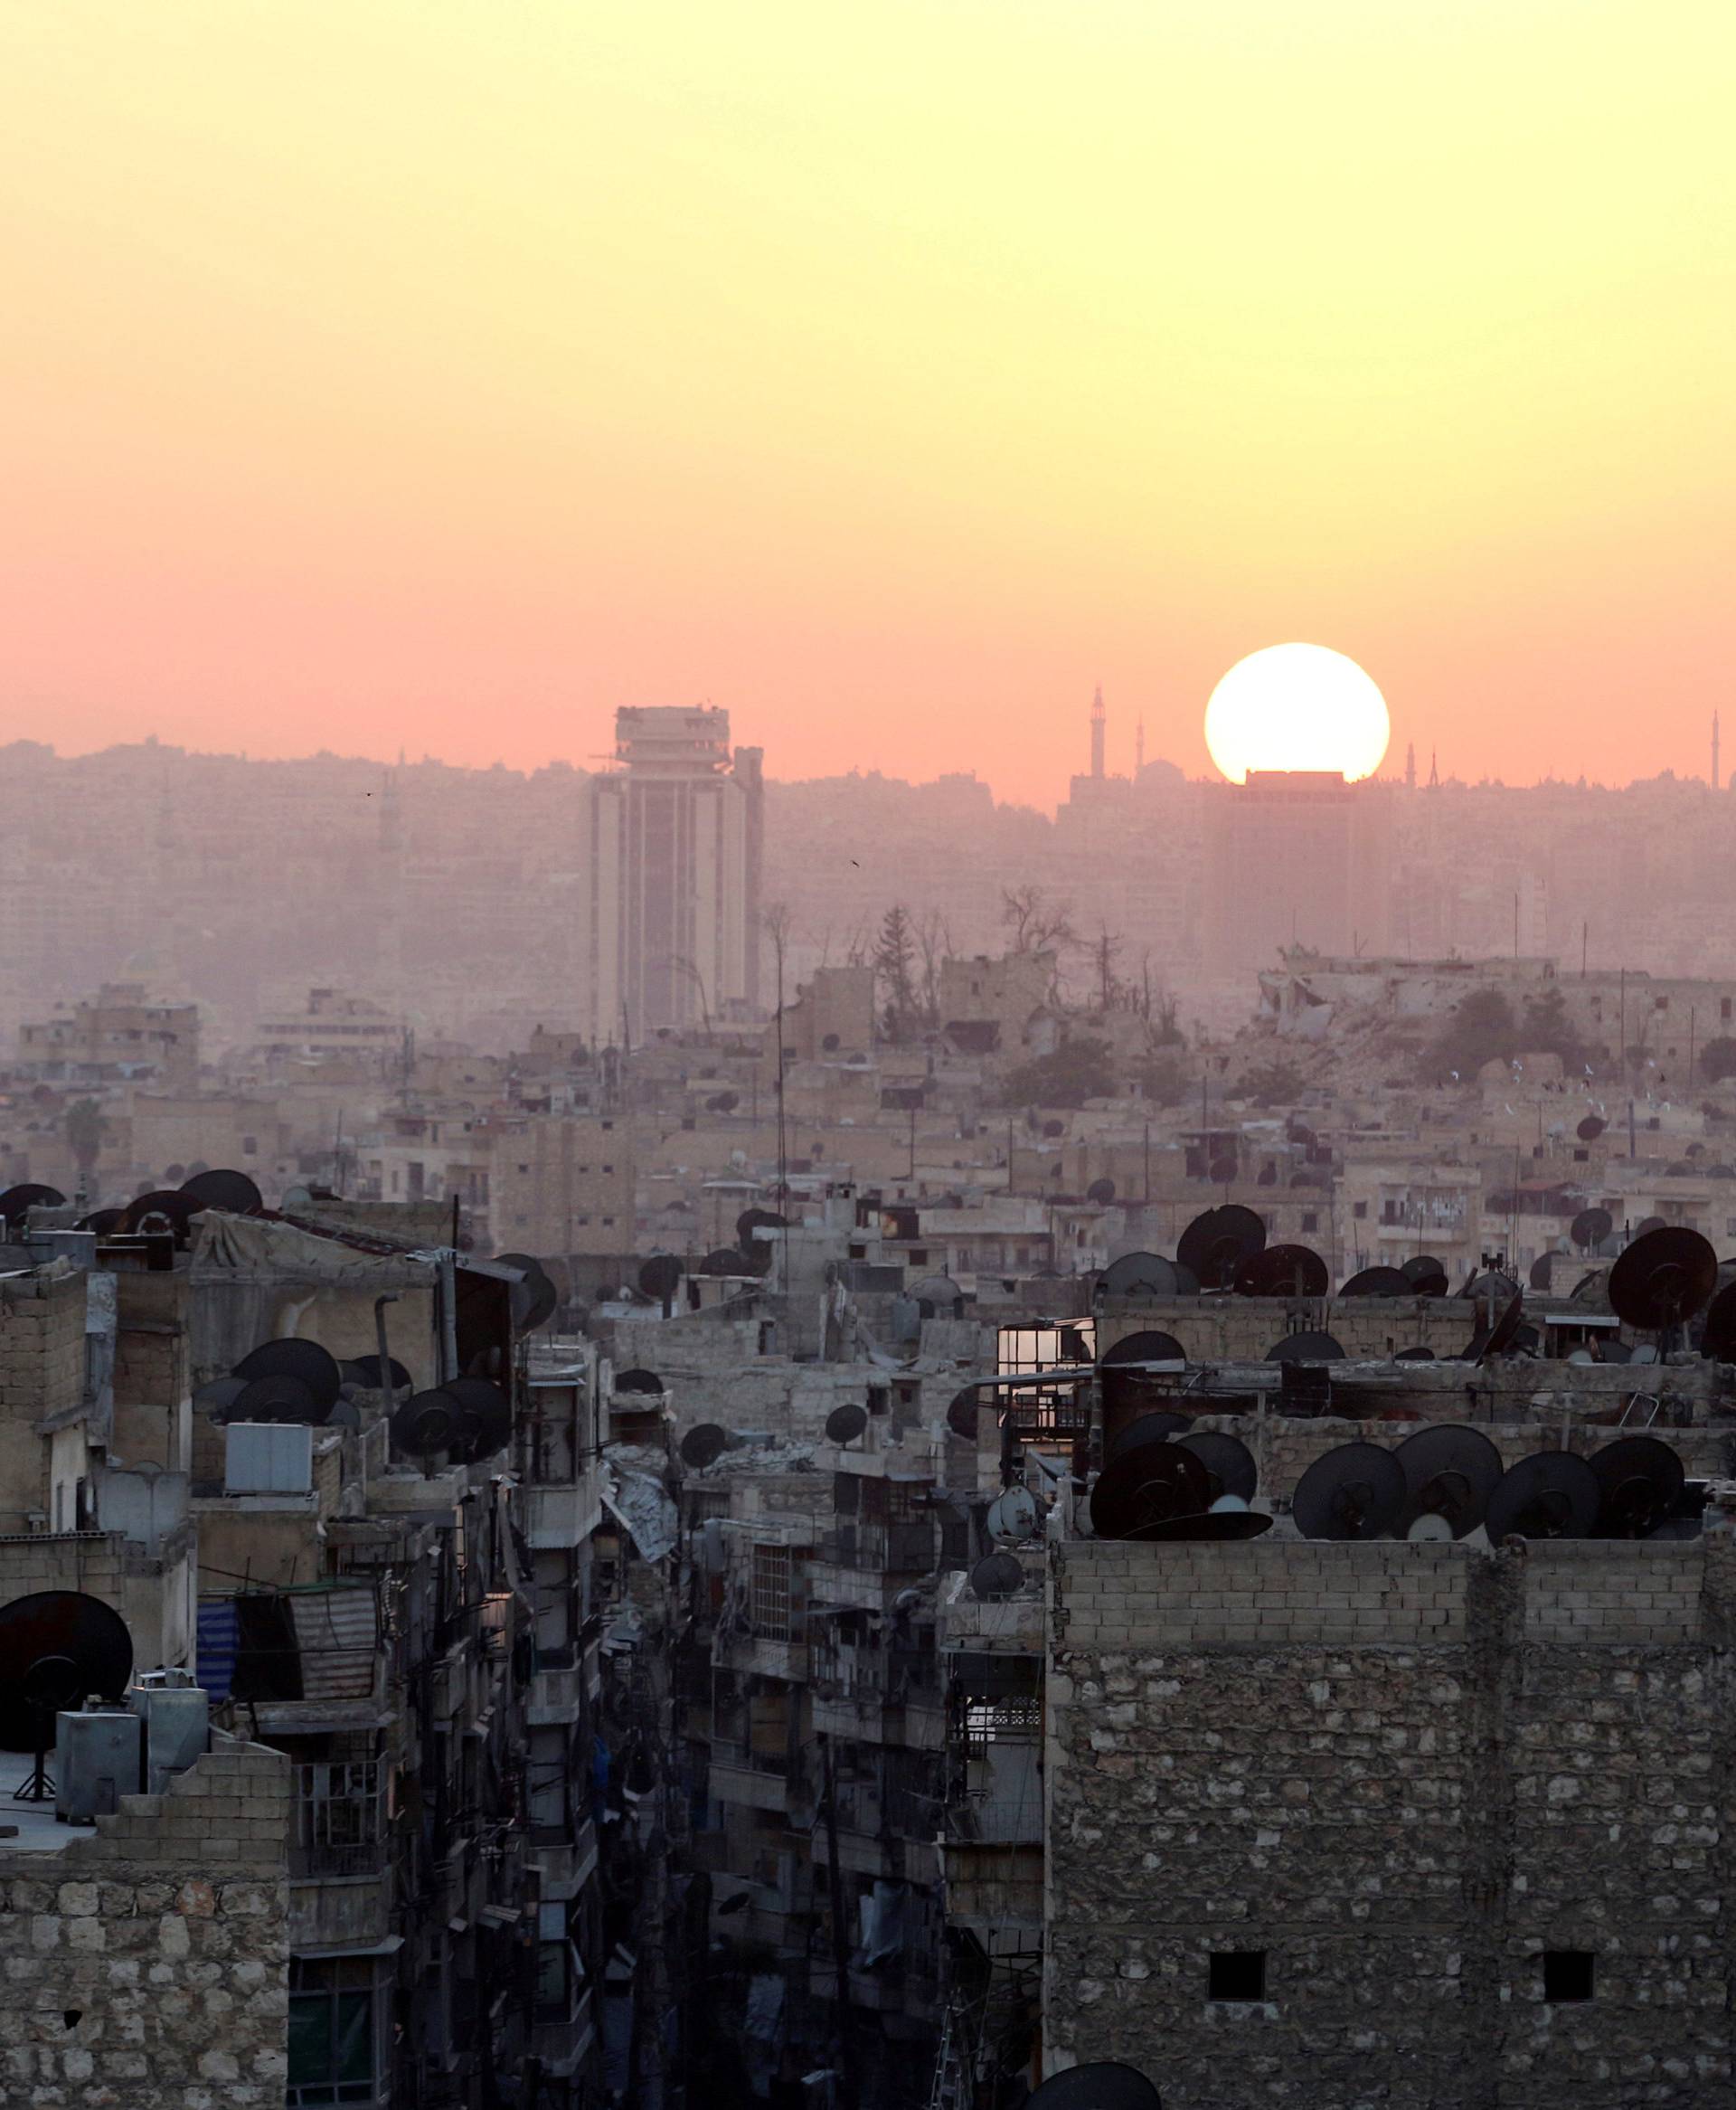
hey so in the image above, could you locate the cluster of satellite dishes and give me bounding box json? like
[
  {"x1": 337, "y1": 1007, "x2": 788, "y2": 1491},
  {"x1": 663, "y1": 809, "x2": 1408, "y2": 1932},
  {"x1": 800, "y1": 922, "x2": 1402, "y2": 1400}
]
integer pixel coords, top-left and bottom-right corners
[
  {"x1": 1100, "y1": 1206, "x2": 1455, "y2": 1316},
  {"x1": 675, "y1": 1399, "x2": 869, "y2": 1471},
  {"x1": 1293, "y1": 1426, "x2": 1696, "y2": 1542},
  {"x1": 0, "y1": 1167, "x2": 266, "y2": 1244},
  {"x1": 1085, "y1": 1417, "x2": 1269, "y2": 1546}
]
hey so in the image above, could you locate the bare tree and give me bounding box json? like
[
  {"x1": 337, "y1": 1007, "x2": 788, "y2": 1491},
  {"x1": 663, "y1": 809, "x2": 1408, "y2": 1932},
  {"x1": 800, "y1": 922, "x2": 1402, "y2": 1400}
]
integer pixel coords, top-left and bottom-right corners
[
  {"x1": 873, "y1": 906, "x2": 920, "y2": 1041},
  {"x1": 1000, "y1": 884, "x2": 1076, "y2": 957},
  {"x1": 761, "y1": 902, "x2": 793, "y2": 1008},
  {"x1": 1091, "y1": 925, "x2": 1125, "y2": 1014},
  {"x1": 915, "y1": 909, "x2": 953, "y2": 1030}
]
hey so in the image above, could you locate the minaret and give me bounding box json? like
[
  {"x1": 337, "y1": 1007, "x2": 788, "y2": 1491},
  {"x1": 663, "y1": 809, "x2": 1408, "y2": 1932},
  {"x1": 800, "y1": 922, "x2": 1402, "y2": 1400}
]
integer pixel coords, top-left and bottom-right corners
[
  {"x1": 1427, "y1": 747, "x2": 1439, "y2": 790},
  {"x1": 1404, "y1": 741, "x2": 1416, "y2": 790},
  {"x1": 1090, "y1": 685, "x2": 1105, "y2": 780},
  {"x1": 1135, "y1": 715, "x2": 1146, "y2": 777},
  {"x1": 1713, "y1": 711, "x2": 1722, "y2": 792}
]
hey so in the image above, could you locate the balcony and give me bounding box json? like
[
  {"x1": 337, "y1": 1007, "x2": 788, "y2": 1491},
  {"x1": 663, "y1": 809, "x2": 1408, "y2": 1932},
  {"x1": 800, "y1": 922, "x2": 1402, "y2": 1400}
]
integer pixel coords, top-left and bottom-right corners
[
  {"x1": 534, "y1": 1984, "x2": 597, "y2": 2080},
  {"x1": 528, "y1": 1659, "x2": 586, "y2": 1727},
  {"x1": 524, "y1": 1478, "x2": 602, "y2": 1551},
  {"x1": 709, "y1": 1745, "x2": 794, "y2": 1815}
]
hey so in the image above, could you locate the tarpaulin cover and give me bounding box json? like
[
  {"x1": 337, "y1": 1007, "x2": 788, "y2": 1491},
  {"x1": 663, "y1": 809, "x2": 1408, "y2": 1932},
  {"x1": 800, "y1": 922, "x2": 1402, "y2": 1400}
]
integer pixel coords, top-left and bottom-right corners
[{"x1": 291, "y1": 1587, "x2": 380, "y2": 1701}]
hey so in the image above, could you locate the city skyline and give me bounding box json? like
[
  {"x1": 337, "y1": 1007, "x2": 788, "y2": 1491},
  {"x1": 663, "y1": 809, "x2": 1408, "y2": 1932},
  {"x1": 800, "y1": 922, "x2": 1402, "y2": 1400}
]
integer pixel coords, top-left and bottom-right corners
[{"x1": 5, "y1": 3, "x2": 1734, "y2": 806}]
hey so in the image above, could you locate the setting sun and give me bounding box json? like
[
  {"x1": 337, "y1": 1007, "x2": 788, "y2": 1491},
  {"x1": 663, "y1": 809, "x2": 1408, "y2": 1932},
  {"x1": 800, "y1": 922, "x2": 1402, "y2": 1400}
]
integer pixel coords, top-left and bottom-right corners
[{"x1": 1203, "y1": 643, "x2": 1391, "y2": 785}]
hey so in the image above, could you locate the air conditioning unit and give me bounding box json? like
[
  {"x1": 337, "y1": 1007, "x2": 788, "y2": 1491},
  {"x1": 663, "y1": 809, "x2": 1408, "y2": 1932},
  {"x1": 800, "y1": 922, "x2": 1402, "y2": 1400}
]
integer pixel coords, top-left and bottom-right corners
[{"x1": 225, "y1": 1422, "x2": 314, "y2": 1494}]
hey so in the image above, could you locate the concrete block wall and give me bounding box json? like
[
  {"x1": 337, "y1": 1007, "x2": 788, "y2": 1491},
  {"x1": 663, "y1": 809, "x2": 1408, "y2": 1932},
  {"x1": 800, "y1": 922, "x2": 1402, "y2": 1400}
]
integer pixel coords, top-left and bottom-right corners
[
  {"x1": 0, "y1": 1735, "x2": 291, "y2": 2107},
  {"x1": 1044, "y1": 1534, "x2": 1736, "y2": 2109},
  {"x1": 0, "y1": 1270, "x2": 89, "y2": 1532}
]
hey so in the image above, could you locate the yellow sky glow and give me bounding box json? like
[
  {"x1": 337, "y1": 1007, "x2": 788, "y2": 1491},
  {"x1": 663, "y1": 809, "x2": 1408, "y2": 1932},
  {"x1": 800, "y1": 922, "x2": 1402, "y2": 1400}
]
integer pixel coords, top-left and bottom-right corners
[{"x1": 2, "y1": 1, "x2": 1731, "y2": 801}]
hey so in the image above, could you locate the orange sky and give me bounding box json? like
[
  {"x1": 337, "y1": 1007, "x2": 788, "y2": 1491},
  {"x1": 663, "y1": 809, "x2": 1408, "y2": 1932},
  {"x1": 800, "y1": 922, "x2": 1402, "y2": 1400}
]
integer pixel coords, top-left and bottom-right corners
[{"x1": 3, "y1": 2, "x2": 1731, "y2": 808}]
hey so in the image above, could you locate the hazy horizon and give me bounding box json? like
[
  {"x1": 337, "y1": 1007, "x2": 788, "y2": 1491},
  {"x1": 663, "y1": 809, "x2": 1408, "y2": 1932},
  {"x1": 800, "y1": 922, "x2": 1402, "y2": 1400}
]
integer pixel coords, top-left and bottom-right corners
[{"x1": 5, "y1": 2, "x2": 1733, "y2": 807}]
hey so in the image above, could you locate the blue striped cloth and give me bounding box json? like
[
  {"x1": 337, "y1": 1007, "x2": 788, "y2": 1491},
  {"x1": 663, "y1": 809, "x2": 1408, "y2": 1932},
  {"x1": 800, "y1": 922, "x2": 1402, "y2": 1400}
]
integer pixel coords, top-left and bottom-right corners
[{"x1": 195, "y1": 1598, "x2": 239, "y2": 1702}]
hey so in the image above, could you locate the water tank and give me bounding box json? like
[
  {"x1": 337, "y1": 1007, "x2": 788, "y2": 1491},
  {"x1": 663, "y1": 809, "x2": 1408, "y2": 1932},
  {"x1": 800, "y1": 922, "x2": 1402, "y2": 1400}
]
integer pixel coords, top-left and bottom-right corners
[
  {"x1": 225, "y1": 1422, "x2": 314, "y2": 1494},
  {"x1": 55, "y1": 1705, "x2": 143, "y2": 1823},
  {"x1": 127, "y1": 1670, "x2": 209, "y2": 1792}
]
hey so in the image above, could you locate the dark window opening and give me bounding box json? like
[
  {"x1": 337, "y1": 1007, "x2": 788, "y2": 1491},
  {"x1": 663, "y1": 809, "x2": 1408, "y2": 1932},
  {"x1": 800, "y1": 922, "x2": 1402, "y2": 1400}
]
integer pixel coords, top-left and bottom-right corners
[
  {"x1": 1543, "y1": 1951, "x2": 1594, "y2": 2003},
  {"x1": 1209, "y1": 1951, "x2": 1267, "y2": 2001}
]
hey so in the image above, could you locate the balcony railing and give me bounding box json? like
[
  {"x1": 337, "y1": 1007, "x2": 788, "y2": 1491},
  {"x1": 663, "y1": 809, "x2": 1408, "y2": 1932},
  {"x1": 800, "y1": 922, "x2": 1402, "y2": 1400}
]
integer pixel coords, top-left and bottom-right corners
[{"x1": 290, "y1": 1761, "x2": 385, "y2": 1878}]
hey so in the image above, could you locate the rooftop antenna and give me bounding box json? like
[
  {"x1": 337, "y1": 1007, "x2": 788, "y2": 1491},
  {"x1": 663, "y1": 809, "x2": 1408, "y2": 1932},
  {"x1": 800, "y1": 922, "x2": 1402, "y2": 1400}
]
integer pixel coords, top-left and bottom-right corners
[{"x1": 1090, "y1": 683, "x2": 1105, "y2": 780}]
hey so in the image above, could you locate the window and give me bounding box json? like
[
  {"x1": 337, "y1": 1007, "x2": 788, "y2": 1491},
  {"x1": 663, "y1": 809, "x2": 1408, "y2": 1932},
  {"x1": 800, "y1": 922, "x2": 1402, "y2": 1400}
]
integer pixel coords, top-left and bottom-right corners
[
  {"x1": 1723, "y1": 998, "x2": 1732, "y2": 1023},
  {"x1": 1655, "y1": 996, "x2": 1668, "y2": 1012},
  {"x1": 288, "y1": 1956, "x2": 374, "y2": 2105},
  {"x1": 1300, "y1": 1212, "x2": 1318, "y2": 1234},
  {"x1": 1209, "y1": 1951, "x2": 1267, "y2": 2002},
  {"x1": 963, "y1": 1698, "x2": 1041, "y2": 1754},
  {"x1": 1353, "y1": 1200, "x2": 1367, "y2": 1220},
  {"x1": 1543, "y1": 1950, "x2": 1594, "y2": 2003},
  {"x1": 241, "y1": 1135, "x2": 258, "y2": 1156},
  {"x1": 750, "y1": 1544, "x2": 791, "y2": 1640}
]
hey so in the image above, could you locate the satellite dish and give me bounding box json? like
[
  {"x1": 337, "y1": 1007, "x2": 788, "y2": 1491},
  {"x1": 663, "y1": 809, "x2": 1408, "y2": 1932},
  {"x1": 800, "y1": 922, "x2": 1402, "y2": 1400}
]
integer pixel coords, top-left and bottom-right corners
[
  {"x1": 234, "y1": 1338, "x2": 342, "y2": 1415},
  {"x1": 1234, "y1": 1243, "x2": 1329, "y2": 1297},
  {"x1": 1571, "y1": 1206, "x2": 1613, "y2": 1250},
  {"x1": 119, "y1": 1189, "x2": 199, "y2": 1241},
  {"x1": 1129, "y1": 1509, "x2": 1274, "y2": 1542},
  {"x1": 825, "y1": 1403, "x2": 869, "y2": 1447},
  {"x1": 1107, "y1": 1413, "x2": 1190, "y2": 1461},
  {"x1": 1392, "y1": 1424, "x2": 1504, "y2": 1539},
  {"x1": 1207, "y1": 1153, "x2": 1240, "y2": 1184},
  {"x1": 1176, "y1": 1431, "x2": 1258, "y2": 1504},
  {"x1": 1590, "y1": 1436, "x2": 1685, "y2": 1538},
  {"x1": 1086, "y1": 1177, "x2": 1117, "y2": 1205},
  {"x1": 1401, "y1": 1254, "x2": 1449, "y2": 1296},
  {"x1": 1576, "y1": 1115, "x2": 1607, "y2": 1142},
  {"x1": 1177, "y1": 1206, "x2": 1266, "y2": 1290},
  {"x1": 230, "y1": 1374, "x2": 326, "y2": 1425},
  {"x1": 391, "y1": 1387, "x2": 466, "y2": 1459},
  {"x1": 946, "y1": 1387, "x2": 983, "y2": 1441},
  {"x1": 986, "y1": 1487, "x2": 1040, "y2": 1543},
  {"x1": 1101, "y1": 1329, "x2": 1187, "y2": 1368},
  {"x1": 1266, "y1": 1330, "x2": 1344, "y2": 1362},
  {"x1": 0, "y1": 1183, "x2": 66, "y2": 1224},
  {"x1": 443, "y1": 1377, "x2": 514, "y2": 1463},
  {"x1": 1634, "y1": 1215, "x2": 1667, "y2": 1238},
  {"x1": 1407, "y1": 1513, "x2": 1454, "y2": 1541},
  {"x1": 1339, "y1": 1266, "x2": 1412, "y2": 1298},
  {"x1": 1701, "y1": 1281, "x2": 1736, "y2": 1359},
  {"x1": 1461, "y1": 1268, "x2": 1520, "y2": 1303},
  {"x1": 680, "y1": 1424, "x2": 730, "y2": 1470},
  {"x1": 1485, "y1": 1450, "x2": 1600, "y2": 1541},
  {"x1": 1609, "y1": 1226, "x2": 1717, "y2": 1335},
  {"x1": 345, "y1": 1352, "x2": 412, "y2": 1392},
  {"x1": 77, "y1": 1207, "x2": 126, "y2": 1235},
  {"x1": 1466, "y1": 1291, "x2": 1526, "y2": 1364},
  {"x1": 179, "y1": 1169, "x2": 263, "y2": 1214},
  {"x1": 1292, "y1": 1442, "x2": 1406, "y2": 1540},
  {"x1": 699, "y1": 1247, "x2": 745, "y2": 1276},
  {"x1": 496, "y1": 1253, "x2": 558, "y2": 1334},
  {"x1": 1024, "y1": 2060, "x2": 1163, "y2": 2110},
  {"x1": 1089, "y1": 1444, "x2": 1211, "y2": 1540},
  {"x1": 1099, "y1": 1252, "x2": 1177, "y2": 1298},
  {"x1": 614, "y1": 1367, "x2": 665, "y2": 1395},
  {"x1": 736, "y1": 1207, "x2": 788, "y2": 1244},
  {"x1": 637, "y1": 1254, "x2": 684, "y2": 1306},
  {"x1": 0, "y1": 1592, "x2": 134, "y2": 1752},
  {"x1": 1170, "y1": 1263, "x2": 1202, "y2": 1296},
  {"x1": 279, "y1": 1185, "x2": 314, "y2": 1211},
  {"x1": 969, "y1": 1552, "x2": 1025, "y2": 1602},
  {"x1": 193, "y1": 1376, "x2": 250, "y2": 1420}
]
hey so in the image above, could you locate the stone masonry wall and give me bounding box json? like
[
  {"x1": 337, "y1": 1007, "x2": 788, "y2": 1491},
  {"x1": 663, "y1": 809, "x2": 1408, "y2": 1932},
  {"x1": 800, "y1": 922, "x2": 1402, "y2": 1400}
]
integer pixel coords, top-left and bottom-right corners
[
  {"x1": 1045, "y1": 1535, "x2": 1736, "y2": 2110},
  {"x1": 0, "y1": 1735, "x2": 290, "y2": 2107}
]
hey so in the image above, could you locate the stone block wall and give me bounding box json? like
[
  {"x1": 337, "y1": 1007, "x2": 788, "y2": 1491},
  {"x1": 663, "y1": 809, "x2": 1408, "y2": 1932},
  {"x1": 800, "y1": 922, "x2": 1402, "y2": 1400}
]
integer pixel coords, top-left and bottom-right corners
[
  {"x1": 1045, "y1": 1535, "x2": 1736, "y2": 2109},
  {"x1": 0, "y1": 1735, "x2": 290, "y2": 2107},
  {"x1": 0, "y1": 1270, "x2": 89, "y2": 1533}
]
